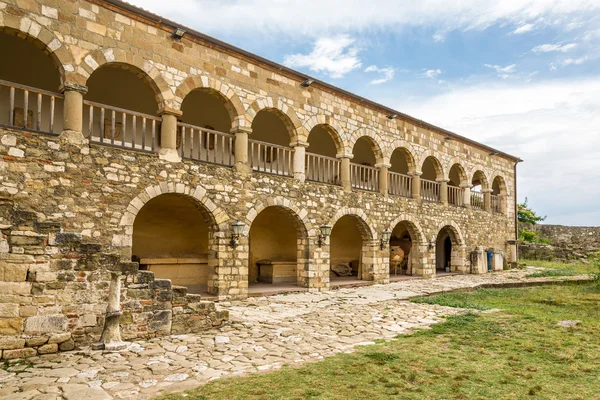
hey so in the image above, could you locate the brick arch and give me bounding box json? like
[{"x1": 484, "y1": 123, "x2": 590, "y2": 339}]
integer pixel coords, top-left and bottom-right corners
[
  {"x1": 387, "y1": 215, "x2": 427, "y2": 244},
  {"x1": 419, "y1": 150, "x2": 445, "y2": 180},
  {"x1": 470, "y1": 166, "x2": 490, "y2": 190},
  {"x1": 175, "y1": 75, "x2": 246, "y2": 127},
  {"x1": 303, "y1": 115, "x2": 348, "y2": 155},
  {"x1": 81, "y1": 48, "x2": 172, "y2": 109},
  {"x1": 435, "y1": 221, "x2": 465, "y2": 246},
  {"x1": 118, "y1": 182, "x2": 230, "y2": 237},
  {"x1": 328, "y1": 208, "x2": 377, "y2": 240},
  {"x1": 0, "y1": 24, "x2": 74, "y2": 84},
  {"x1": 348, "y1": 128, "x2": 386, "y2": 163},
  {"x1": 446, "y1": 158, "x2": 469, "y2": 186},
  {"x1": 245, "y1": 97, "x2": 308, "y2": 145},
  {"x1": 387, "y1": 139, "x2": 418, "y2": 172},
  {"x1": 244, "y1": 196, "x2": 314, "y2": 237}
]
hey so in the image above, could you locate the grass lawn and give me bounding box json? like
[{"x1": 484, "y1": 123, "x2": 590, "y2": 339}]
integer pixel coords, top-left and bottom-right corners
[
  {"x1": 521, "y1": 259, "x2": 596, "y2": 278},
  {"x1": 157, "y1": 282, "x2": 600, "y2": 400}
]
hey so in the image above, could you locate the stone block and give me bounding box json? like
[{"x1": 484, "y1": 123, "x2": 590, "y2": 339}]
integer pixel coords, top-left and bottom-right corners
[
  {"x1": 0, "y1": 337, "x2": 25, "y2": 350},
  {"x1": 48, "y1": 332, "x2": 71, "y2": 344},
  {"x1": 0, "y1": 263, "x2": 29, "y2": 281},
  {"x1": 38, "y1": 343, "x2": 58, "y2": 354},
  {"x1": 0, "y1": 282, "x2": 31, "y2": 295},
  {"x1": 0, "y1": 318, "x2": 24, "y2": 334},
  {"x1": 26, "y1": 336, "x2": 48, "y2": 347},
  {"x1": 77, "y1": 314, "x2": 97, "y2": 327},
  {"x1": 59, "y1": 339, "x2": 75, "y2": 351},
  {"x1": 24, "y1": 315, "x2": 68, "y2": 335},
  {"x1": 0, "y1": 304, "x2": 19, "y2": 318},
  {"x1": 2, "y1": 347, "x2": 37, "y2": 359}
]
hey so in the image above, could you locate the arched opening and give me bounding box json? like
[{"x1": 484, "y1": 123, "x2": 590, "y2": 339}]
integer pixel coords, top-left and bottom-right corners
[
  {"x1": 471, "y1": 170, "x2": 488, "y2": 210},
  {"x1": 448, "y1": 164, "x2": 467, "y2": 206},
  {"x1": 132, "y1": 194, "x2": 216, "y2": 295},
  {"x1": 306, "y1": 124, "x2": 342, "y2": 185},
  {"x1": 435, "y1": 226, "x2": 461, "y2": 276},
  {"x1": 330, "y1": 215, "x2": 372, "y2": 285},
  {"x1": 388, "y1": 221, "x2": 422, "y2": 281},
  {"x1": 248, "y1": 206, "x2": 308, "y2": 292},
  {"x1": 249, "y1": 110, "x2": 295, "y2": 176},
  {"x1": 179, "y1": 89, "x2": 235, "y2": 166},
  {"x1": 0, "y1": 29, "x2": 64, "y2": 134},
  {"x1": 351, "y1": 136, "x2": 380, "y2": 191},
  {"x1": 389, "y1": 148, "x2": 414, "y2": 197},
  {"x1": 492, "y1": 176, "x2": 507, "y2": 214},
  {"x1": 83, "y1": 64, "x2": 160, "y2": 151},
  {"x1": 421, "y1": 156, "x2": 443, "y2": 202}
]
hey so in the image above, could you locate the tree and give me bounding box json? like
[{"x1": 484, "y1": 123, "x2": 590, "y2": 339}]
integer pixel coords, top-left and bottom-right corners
[{"x1": 518, "y1": 198, "x2": 546, "y2": 225}]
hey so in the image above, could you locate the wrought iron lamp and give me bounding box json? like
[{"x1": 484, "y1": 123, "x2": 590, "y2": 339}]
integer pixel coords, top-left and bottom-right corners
[
  {"x1": 229, "y1": 220, "x2": 244, "y2": 248},
  {"x1": 318, "y1": 224, "x2": 332, "y2": 247},
  {"x1": 380, "y1": 229, "x2": 392, "y2": 249}
]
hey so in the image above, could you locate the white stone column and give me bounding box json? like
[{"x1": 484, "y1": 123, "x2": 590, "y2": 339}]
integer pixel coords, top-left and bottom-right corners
[
  {"x1": 482, "y1": 189, "x2": 493, "y2": 212},
  {"x1": 376, "y1": 162, "x2": 391, "y2": 195},
  {"x1": 462, "y1": 184, "x2": 472, "y2": 209},
  {"x1": 410, "y1": 171, "x2": 422, "y2": 201},
  {"x1": 438, "y1": 179, "x2": 449, "y2": 205},
  {"x1": 158, "y1": 107, "x2": 182, "y2": 163},
  {"x1": 59, "y1": 83, "x2": 87, "y2": 145},
  {"x1": 292, "y1": 141, "x2": 308, "y2": 182},
  {"x1": 231, "y1": 126, "x2": 251, "y2": 175},
  {"x1": 337, "y1": 152, "x2": 353, "y2": 192}
]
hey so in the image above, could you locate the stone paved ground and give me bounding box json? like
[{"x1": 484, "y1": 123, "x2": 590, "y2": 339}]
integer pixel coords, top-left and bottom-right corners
[{"x1": 0, "y1": 269, "x2": 588, "y2": 400}]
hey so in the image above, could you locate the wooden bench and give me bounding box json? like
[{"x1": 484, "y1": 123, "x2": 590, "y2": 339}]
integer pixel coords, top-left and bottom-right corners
[
  {"x1": 140, "y1": 256, "x2": 208, "y2": 286},
  {"x1": 256, "y1": 260, "x2": 297, "y2": 284}
]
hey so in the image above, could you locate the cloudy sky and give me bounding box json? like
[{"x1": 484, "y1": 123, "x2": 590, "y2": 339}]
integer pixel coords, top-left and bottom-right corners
[{"x1": 128, "y1": 0, "x2": 600, "y2": 226}]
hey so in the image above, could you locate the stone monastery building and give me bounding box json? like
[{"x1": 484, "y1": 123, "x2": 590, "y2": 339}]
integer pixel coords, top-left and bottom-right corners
[{"x1": 0, "y1": 0, "x2": 520, "y2": 357}]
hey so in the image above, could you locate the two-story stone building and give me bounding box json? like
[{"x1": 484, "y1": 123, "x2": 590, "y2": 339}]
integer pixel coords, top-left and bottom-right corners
[{"x1": 0, "y1": 0, "x2": 520, "y2": 357}]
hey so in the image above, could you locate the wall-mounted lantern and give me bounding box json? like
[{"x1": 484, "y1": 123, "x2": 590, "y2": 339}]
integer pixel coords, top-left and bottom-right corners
[
  {"x1": 318, "y1": 224, "x2": 332, "y2": 247},
  {"x1": 229, "y1": 220, "x2": 244, "y2": 248},
  {"x1": 172, "y1": 27, "x2": 186, "y2": 40},
  {"x1": 380, "y1": 229, "x2": 392, "y2": 250}
]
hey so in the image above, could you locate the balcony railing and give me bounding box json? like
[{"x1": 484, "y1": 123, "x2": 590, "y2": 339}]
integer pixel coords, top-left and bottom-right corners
[
  {"x1": 388, "y1": 172, "x2": 412, "y2": 198},
  {"x1": 421, "y1": 179, "x2": 440, "y2": 202},
  {"x1": 305, "y1": 153, "x2": 341, "y2": 185},
  {"x1": 249, "y1": 139, "x2": 293, "y2": 176},
  {"x1": 471, "y1": 190, "x2": 484, "y2": 210},
  {"x1": 491, "y1": 194, "x2": 501, "y2": 213},
  {"x1": 178, "y1": 123, "x2": 234, "y2": 167},
  {"x1": 448, "y1": 185, "x2": 464, "y2": 206},
  {"x1": 351, "y1": 163, "x2": 379, "y2": 192},
  {"x1": 83, "y1": 100, "x2": 159, "y2": 152},
  {"x1": 0, "y1": 79, "x2": 63, "y2": 135}
]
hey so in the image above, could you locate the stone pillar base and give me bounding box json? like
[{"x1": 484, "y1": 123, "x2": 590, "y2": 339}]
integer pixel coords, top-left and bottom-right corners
[
  {"x1": 159, "y1": 148, "x2": 182, "y2": 163},
  {"x1": 59, "y1": 130, "x2": 87, "y2": 147}
]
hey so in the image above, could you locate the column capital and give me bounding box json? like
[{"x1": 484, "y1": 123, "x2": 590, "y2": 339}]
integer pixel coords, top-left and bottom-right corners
[
  {"x1": 436, "y1": 178, "x2": 450, "y2": 183},
  {"x1": 374, "y1": 162, "x2": 391, "y2": 169},
  {"x1": 460, "y1": 183, "x2": 472, "y2": 189},
  {"x1": 157, "y1": 106, "x2": 183, "y2": 118},
  {"x1": 59, "y1": 82, "x2": 88, "y2": 95},
  {"x1": 336, "y1": 151, "x2": 354, "y2": 159},
  {"x1": 409, "y1": 170, "x2": 423, "y2": 177},
  {"x1": 481, "y1": 189, "x2": 494, "y2": 194},
  {"x1": 290, "y1": 140, "x2": 309, "y2": 148},
  {"x1": 230, "y1": 126, "x2": 252, "y2": 135}
]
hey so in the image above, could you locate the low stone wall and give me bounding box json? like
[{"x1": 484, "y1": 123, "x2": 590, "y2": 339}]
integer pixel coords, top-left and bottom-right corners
[
  {"x1": 519, "y1": 224, "x2": 600, "y2": 261},
  {"x1": 0, "y1": 198, "x2": 228, "y2": 360}
]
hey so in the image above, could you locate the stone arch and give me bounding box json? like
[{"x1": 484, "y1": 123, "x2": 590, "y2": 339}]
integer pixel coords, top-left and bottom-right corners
[
  {"x1": 175, "y1": 75, "x2": 245, "y2": 128},
  {"x1": 470, "y1": 166, "x2": 490, "y2": 190},
  {"x1": 81, "y1": 48, "x2": 172, "y2": 109},
  {"x1": 244, "y1": 196, "x2": 314, "y2": 237},
  {"x1": 418, "y1": 150, "x2": 444, "y2": 177},
  {"x1": 328, "y1": 207, "x2": 376, "y2": 240},
  {"x1": 434, "y1": 221, "x2": 467, "y2": 274},
  {"x1": 491, "y1": 174, "x2": 508, "y2": 195},
  {"x1": 434, "y1": 221, "x2": 465, "y2": 246},
  {"x1": 0, "y1": 24, "x2": 74, "y2": 84},
  {"x1": 387, "y1": 215, "x2": 427, "y2": 244},
  {"x1": 303, "y1": 115, "x2": 347, "y2": 155},
  {"x1": 348, "y1": 128, "x2": 386, "y2": 163},
  {"x1": 446, "y1": 158, "x2": 469, "y2": 186},
  {"x1": 246, "y1": 97, "x2": 307, "y2": 145},
  {"x1": 387, "y1": 139, "x2": 418, "y2": 173}
]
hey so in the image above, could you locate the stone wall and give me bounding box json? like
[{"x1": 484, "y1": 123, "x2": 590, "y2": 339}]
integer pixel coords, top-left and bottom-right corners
[{"x1": 519, "y1": 224, "x2": 600, "y2": 261}]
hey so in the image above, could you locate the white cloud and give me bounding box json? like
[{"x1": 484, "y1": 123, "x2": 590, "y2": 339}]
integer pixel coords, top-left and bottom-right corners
[
  {"x1": 532, "y1": 43, "x2": 577, "y2": 52},
  {"x1": 424, "y1": 69, "x2": 442, "y2": 79},
  {"x1": 125, "y1": 0, "x2": 600, "y2": 39},
  {"x1": 484, "y1": 63, "x2": 517, "y2": 79},
  {"x1": 398, "y1": 78, "x2": 600, "y2": 225},
  {"x1": 561, "y1": 56, "x2": 590, "y2": 65},
  {"x1": 283, "y1": 35, "x2": 361, "y2": 78},
  {"x1": 365, "y1": 65, "x2": 395, "y2": 84},
  {"x1": 512, "y1": 23, "x2": 535, "y2": 34}
]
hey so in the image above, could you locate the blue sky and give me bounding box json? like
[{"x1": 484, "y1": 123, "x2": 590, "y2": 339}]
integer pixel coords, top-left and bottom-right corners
[{"x1": 129, "y1": 0, "x2": 600, "y2": 226}]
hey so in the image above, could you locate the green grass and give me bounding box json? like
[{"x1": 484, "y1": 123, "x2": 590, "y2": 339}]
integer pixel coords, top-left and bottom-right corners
[
  {"x1": 156, "y1": 283, "x2": 600, "y2": 400},
  {"x1": 521, "y1": 259, "x2": 595, "y2": 276}
]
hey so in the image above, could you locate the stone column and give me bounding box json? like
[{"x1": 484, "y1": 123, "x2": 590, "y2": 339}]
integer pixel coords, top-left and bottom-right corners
[
  {"x1": 231, "y1": 126, "x2": 252, "y2": 175},
  {"x1": 482, "y1": 189, "x2": 493, "y2": 212},
  {"x1": 158, "y1": 107, "x2": 182, "y2": 163},
  {"x1": 462, "y1": 184, "x2": 472, "y2": 209},
  {"x1": 292, "y1": 141, "x2": 308, "y2": 182},
  {"x1": 376, "y1": 163, "x2": 391, "y2": 195},
  {"x1": 438, "y1": 179, "x2": 449, "y2": 205},
  {"x1": 59, "y1": 83, "x2": 87, "y2": 145},
  {"x1": 307, "y1": 236, "x2": 331, "y2": 292},
  {"x1": 410, "y1": 171, "x2": 422, "y2": 201},
  {"x1": 499, "y1": 194, "x2": 507, "y2": 214},
  {"x1": 337, "y1": 152, "x2": 353, "y2": 192}
]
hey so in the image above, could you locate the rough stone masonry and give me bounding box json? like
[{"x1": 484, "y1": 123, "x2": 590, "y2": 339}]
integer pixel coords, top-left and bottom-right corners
[{"x1": 0, "y1": 0, "x2": 519, "y2": 358}]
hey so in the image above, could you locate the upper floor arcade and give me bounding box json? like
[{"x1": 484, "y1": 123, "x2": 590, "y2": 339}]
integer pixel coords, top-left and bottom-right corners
[{"x1": 0, "y1": 0, "x2": 518, "y2": 217}]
